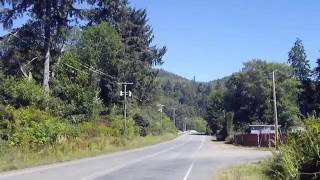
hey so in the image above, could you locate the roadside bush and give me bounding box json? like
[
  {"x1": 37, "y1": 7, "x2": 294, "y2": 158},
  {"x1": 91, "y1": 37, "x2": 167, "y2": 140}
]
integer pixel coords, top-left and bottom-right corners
[
  {"x1": 162, "y1": 117, "x2": 176, "y2": 133},
  {"x1": 5, "y1": 107, "x2": 70, "y2": 148},
  {"x1": 0, "y1": 76, "x2": 68, "y2": 117},
  {"x1": 79, "y1": 122, "x2": 113, "y2": 137},
  {"x1": 268, "y1": 117, "x2": 320, "y2": 179},
  {"x1": 305, "y1": 116, "x2": 320, "y2": 130},
  {"x1": 133, "y1": 113, "x2": 150, "y2": 137},
  {"x1": 0, "y1": 105, "x2": 13, "y2": 140},
  {"x1": 0, "y1": 74, "x2": 15, "y2": 105},
  {"x1": 12, "y1": 79, "x2": 48, "y2": 108}
]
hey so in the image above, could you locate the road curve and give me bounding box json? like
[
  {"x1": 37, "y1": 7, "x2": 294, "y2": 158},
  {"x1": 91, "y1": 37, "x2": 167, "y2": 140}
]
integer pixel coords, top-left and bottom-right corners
[{"x1": 0, "y1": 135, "x2": 270, "y2": 180}]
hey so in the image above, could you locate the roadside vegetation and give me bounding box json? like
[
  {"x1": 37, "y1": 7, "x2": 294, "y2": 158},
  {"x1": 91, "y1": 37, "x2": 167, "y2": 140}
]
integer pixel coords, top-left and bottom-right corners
[
  {"x1": 215, "y1": 117, "x2": 320, "y2": 180},
  {"x1": 1, "y1": 0, "x2": 320, "y2": 178},
  {"x1": 208, "y1": 39, "x2": 320, "y2": 179},
  {"x1": 214, "y1": 163, "x2": 270, "y2": 180},
  {"x1": 0, "y1": 0, "x2": 210, "y2": 172},
  {"x1": 266, "y1": 117, "x2": 320, "y2": 179},
  {"x1": 0, "y1": 0, "x2": 186, "y2": 172}
]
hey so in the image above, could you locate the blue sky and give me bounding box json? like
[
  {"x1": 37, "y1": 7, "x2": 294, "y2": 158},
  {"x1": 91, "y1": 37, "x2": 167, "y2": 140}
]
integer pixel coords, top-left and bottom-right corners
[
  {"x1": 1, "y1": 1, "x2": 320, "y2": 82},
  {"x1": 129, "y1": 0, "x2": 320, "y2": 81}
]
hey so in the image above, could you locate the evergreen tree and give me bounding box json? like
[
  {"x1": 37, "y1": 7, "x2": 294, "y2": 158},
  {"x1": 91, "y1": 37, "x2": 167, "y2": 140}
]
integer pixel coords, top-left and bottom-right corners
[
  {"x1": 86, "y1": 1, "x2": 167, "y2": 104},
  {"x1": 288, "y1": 38, "x2": 311, "y2": 82},
  {"x1": 313, "y1": 58, "x2": 320, "y2": 115},
  {"x1": 288, "y1": 38, "x2": 315, "y2": 116}
]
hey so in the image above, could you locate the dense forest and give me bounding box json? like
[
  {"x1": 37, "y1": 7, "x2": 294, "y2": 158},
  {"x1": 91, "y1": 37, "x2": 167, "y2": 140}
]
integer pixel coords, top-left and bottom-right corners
[{"x1": 157, "y1": 69, "x2": 209, "y2": 132}]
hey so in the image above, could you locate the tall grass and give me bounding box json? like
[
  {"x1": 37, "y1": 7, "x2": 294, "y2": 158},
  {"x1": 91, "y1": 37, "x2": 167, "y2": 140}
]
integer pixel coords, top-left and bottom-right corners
[
  {"x1": 0, "y1": 133, "x2": 176, "y2": 172},
  {"x1": 214, "y1": 163, "x2": 270, "y2": 180}
]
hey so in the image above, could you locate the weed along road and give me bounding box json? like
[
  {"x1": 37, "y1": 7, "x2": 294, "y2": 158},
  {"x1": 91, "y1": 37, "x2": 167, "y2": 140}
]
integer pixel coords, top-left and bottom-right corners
[{"x1": 0, "y1": 134, "x2": 271, "y2": 180}]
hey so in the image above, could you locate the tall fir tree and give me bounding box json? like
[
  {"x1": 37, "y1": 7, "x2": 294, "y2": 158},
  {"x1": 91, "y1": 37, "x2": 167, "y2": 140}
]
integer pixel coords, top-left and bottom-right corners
[
  {"x1": 288, "y1": 38, "x2": 315, "y2": 116},
  {"x1": 313, "y1": 58, "x2": 320, "y2": 115},
  {"x1": 85, "y1": 0, "x2": 167, "y2": 105},
  {"x1": 288, "y1": 38, "x2": 311, "y2": 82}
]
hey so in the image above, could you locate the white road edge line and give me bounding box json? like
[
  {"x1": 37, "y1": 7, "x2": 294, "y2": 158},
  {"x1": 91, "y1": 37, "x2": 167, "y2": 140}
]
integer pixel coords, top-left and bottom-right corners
[
  {"x1": 182, "y1": 136, "x2": 206, "y2": 180},
  {"x1": 0, "y1": 135, "x2": 186, "y2": 179}
]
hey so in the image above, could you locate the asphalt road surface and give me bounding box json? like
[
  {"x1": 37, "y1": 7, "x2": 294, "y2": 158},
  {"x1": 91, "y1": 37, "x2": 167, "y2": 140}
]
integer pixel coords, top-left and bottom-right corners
[{"x1": 0, "y1": 134, "x2": 271, "y2": 180}]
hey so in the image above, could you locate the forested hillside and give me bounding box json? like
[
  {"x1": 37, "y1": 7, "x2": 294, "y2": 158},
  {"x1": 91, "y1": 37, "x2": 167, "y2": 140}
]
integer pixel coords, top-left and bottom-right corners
[{"x1": 156, "y1": 69, "x2": 210, "y2": 132}]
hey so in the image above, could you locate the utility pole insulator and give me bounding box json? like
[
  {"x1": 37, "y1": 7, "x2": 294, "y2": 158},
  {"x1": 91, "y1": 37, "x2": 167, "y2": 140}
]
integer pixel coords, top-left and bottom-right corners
[{"x1": 118, "y1": 82, "x2": 134, "y2": 137}]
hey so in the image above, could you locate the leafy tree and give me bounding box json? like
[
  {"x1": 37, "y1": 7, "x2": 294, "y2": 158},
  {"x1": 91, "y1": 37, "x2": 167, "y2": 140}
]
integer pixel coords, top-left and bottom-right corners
[
  {"x1": 52, "y1": 22, "x2": 123, "y2": 120},
  {"x1": 205, "y1": 84, "x2": 226, "y2": 134},
  {"x1": 206, "y1": 60, "x2": 301, "y2": 133}
]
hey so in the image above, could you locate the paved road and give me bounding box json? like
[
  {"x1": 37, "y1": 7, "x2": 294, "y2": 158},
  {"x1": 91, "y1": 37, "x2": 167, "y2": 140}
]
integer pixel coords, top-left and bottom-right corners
[{"x1": 0, "y1": 134, "x2": 271, "y2": 180}]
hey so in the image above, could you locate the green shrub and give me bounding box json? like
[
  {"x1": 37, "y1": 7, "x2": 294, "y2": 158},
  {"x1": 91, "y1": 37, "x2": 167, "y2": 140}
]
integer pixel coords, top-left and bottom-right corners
[
  {"x1": 12, "y1": 79, "x2": 48, "y2": 108},
  {"x1": 0, "y1": 74, "x2": 16, "y2": 105},
  {"x1": 305, "y1": 116, "x2": 320, "y2": 130},
  {"x1": 110, "y1": 116, "x2": 138, "y2": 139},
  {"x1": 0, "y1": 105, "x2": 14, "y2": 140},
  {"x1": 133, "y1": 113, "x2": 150, "y2": 137},
  {"x1": 0, "y1": 76, "x2": 68, "y2": 117},
  {"x1": 79, "y1": 122, "x2": 113, "y2": 137},
  {"x1": 268, "y1": 125, "x2": 320, "y2": 179},
  {"x1": 162, "y1": 117, "x2": 176, "y2": 133},
  {"x1": 5, "y1": 107, "x2": 69, "y2": 147}
]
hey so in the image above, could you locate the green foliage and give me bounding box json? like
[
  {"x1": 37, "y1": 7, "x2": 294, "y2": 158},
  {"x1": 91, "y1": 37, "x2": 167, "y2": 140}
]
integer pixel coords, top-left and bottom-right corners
[
  {"x1": 0, "y1": 76, "x2": 66, "y2": 117},
  {"x1": 157, "y1": 69, "x2": 211, "y2": 131},
  {"x1": 305, "y1": 116, "x2": 320, "y2": 130},
  {"x1": 0, "y1": 73, "x2": 15, "y2": 105},
  {"x1": 13, "y1": 79, "x2": 48, "y2": 107},
  {"x1": 79, "y1": 122, "x2": 113, "y2": 138},
  {"x1": 189, "y1": 117, "x2": 208, "y2": 133},
  {"x1": 53, "y1": 50, "x2": 103, "y2": 121},
  {"x1": 219, "y1": 112, "x2": 234, "y2": 141},
  {"x1": 162, "y1": 117, "x2": 176, "y2": 134},
  {"x1": 268, "y1": 117, "x2": 320, "y2": 179},
  {"x1": 215, "y1": 163, "x2": 270, "y2": 180},
  {"x1": 205, "y1": 83, "x2": 226, "y2": 134},
  {"x1": 0, "y1": 105, "x2": 13, "y2": 140},
  {"x1": 133, "y1": 111, "x2": 150, "y2": 137},
  {"x1": 4, "y1": 107, "x2": 69, "y2": 147},
  {"x1": 206, "y1": 60, "x2": 301, "y2": 133},
  {"x1": 288, "y1": 38, "x2": 311, "y2": 82}
]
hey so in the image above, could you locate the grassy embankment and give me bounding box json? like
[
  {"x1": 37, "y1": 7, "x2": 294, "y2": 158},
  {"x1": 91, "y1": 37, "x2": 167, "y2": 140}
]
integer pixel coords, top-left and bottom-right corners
[
  {"x1": 0, "y1": 133, "x2": 176, "y2": 172},
  {"x1": 214, "y1": 162, "x2": 270, "y2": 180}
]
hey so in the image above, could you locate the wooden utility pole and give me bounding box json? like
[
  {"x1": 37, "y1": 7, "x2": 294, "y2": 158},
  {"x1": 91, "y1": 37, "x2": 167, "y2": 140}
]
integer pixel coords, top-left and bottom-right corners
[
  {"x1": 158, "y1": 104, "x2": 165, "y2": 131},
  {"x1": 171, "y1": 108, "x2": 176, "y2": 128},
  {"x1": 272, "y1": 71, "x2": 279, "y2": 148},
  {"x1": 118, "y1": 82, "x2": 133, "y2": 137}
]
